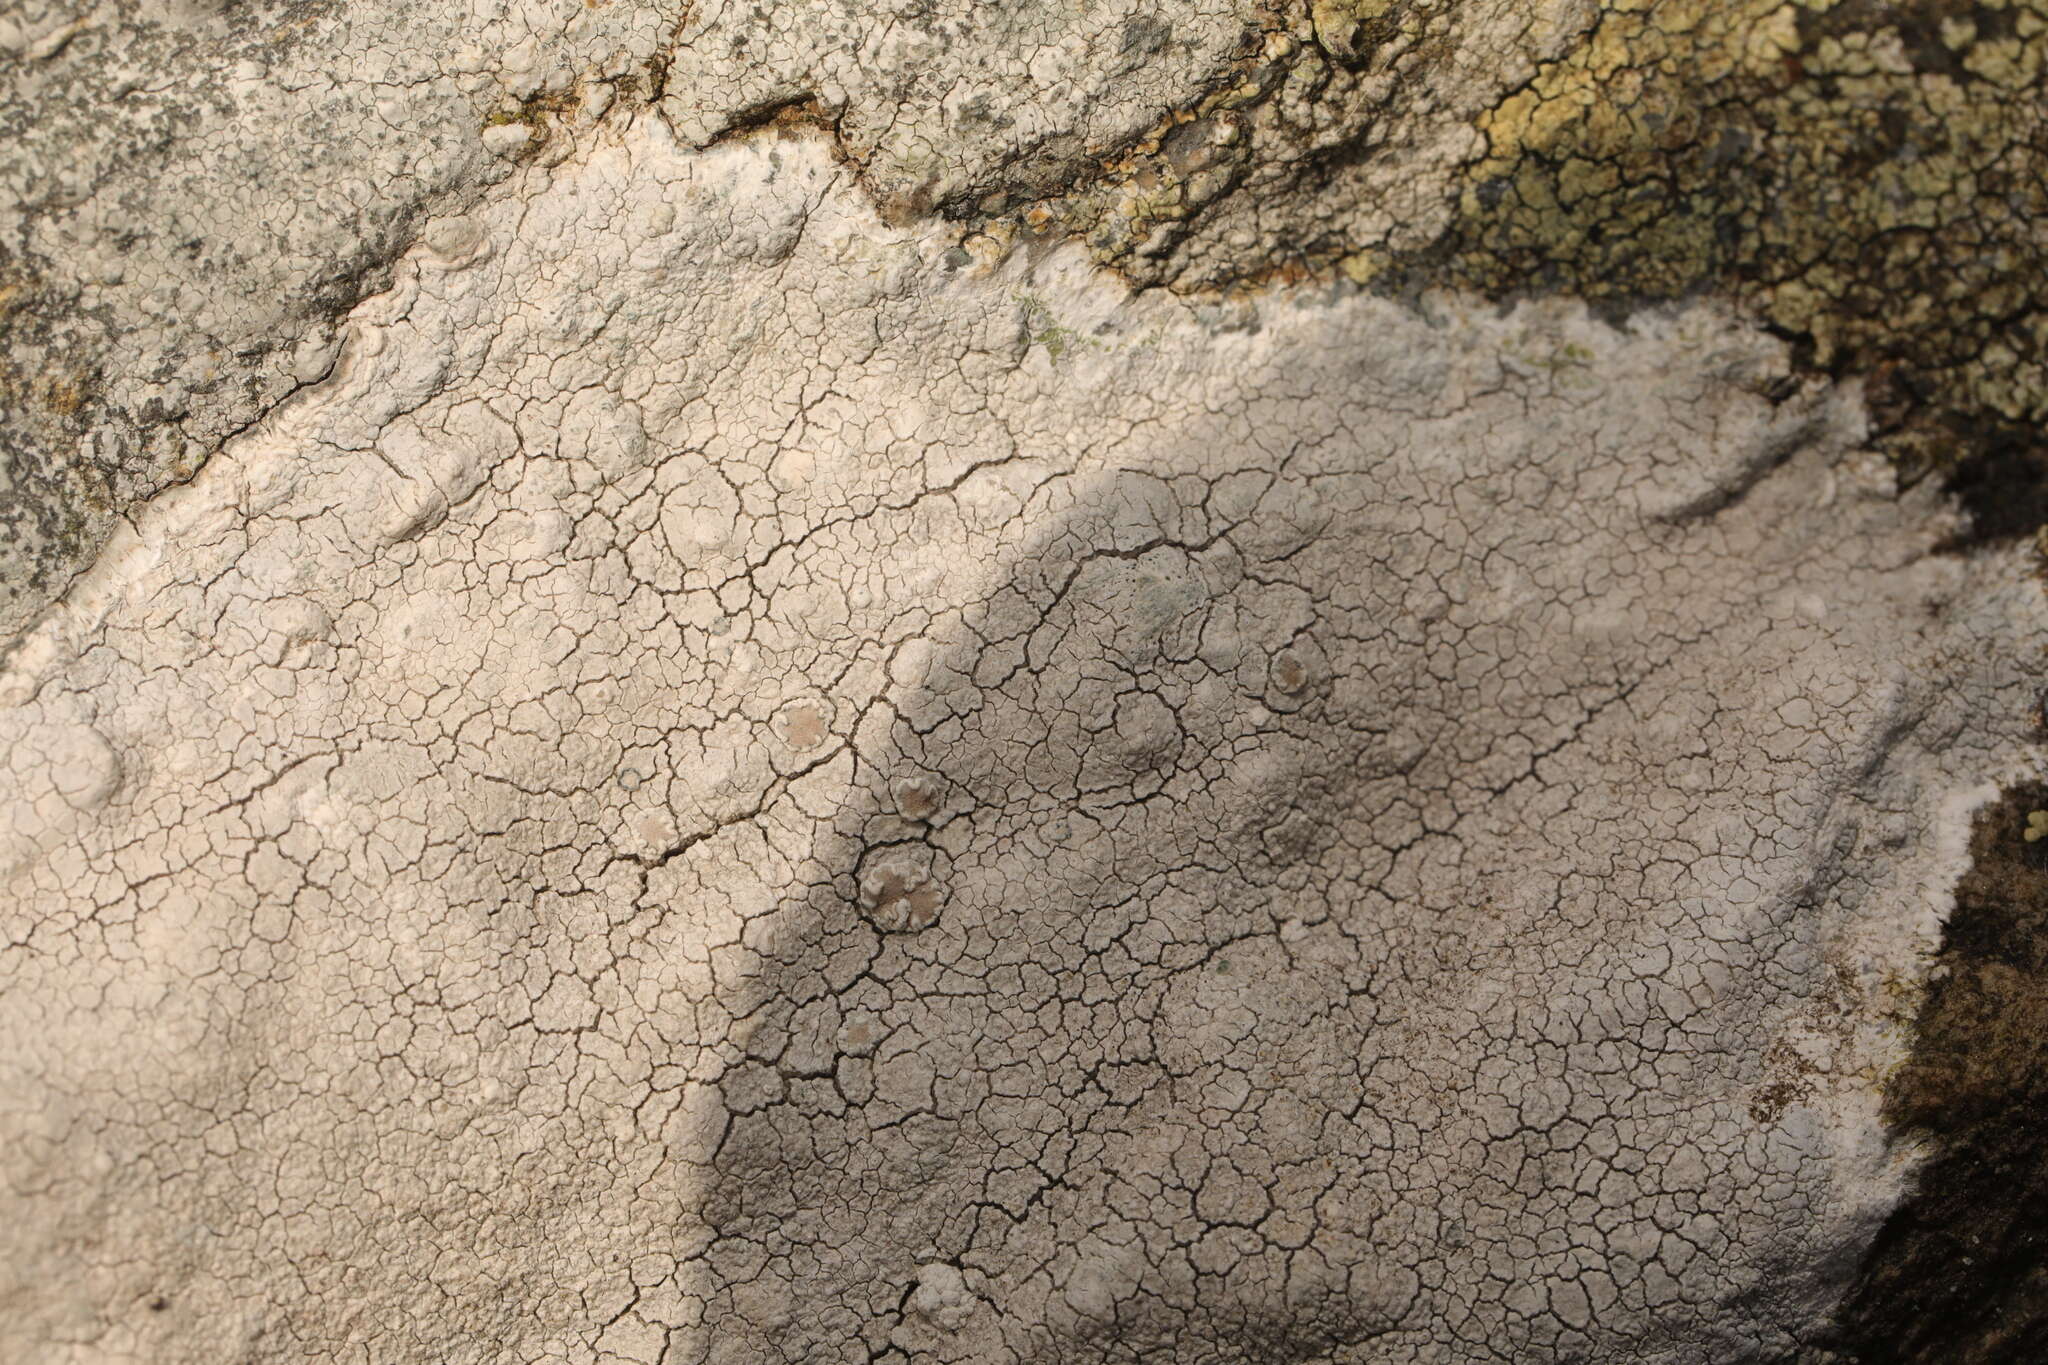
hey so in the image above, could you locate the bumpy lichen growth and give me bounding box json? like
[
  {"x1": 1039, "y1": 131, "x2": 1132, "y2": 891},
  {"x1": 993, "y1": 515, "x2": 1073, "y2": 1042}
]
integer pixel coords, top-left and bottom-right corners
[{"x1": 1423, "y1": 0, "x2": 2048, "y2": 482}]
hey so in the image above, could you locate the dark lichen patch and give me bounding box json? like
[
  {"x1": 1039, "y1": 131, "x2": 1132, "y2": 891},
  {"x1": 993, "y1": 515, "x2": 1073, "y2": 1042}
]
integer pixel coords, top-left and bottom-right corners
[
  {"x1": 1811, "y1": 784, "x2": 2048, "y2": 1362},
  {"x1": 1886, "y1": 785, "x2": 2048, "y2": 1134},
  {"x1": 480, "y1": 84, "x2": 588, "y2": 160},
  {"x1": 485, "y1": 85, "x2": 581, "y2": 131},
  {"x1": 1934, "y1": 432, "x2": 2048, "y2": 552}
]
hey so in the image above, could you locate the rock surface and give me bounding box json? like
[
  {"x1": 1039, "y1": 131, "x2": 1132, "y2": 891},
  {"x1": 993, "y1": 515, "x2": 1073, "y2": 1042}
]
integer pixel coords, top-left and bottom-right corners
[{"x1": 3, "y1": 3, "x2": 2045, "y2": 1363}]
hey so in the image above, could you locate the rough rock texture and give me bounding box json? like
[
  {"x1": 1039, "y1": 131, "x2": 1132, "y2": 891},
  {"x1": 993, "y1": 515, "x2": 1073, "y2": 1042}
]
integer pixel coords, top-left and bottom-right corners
[
  {"x1": 0, "y1": 0, "x2": 675, "y2": 638},
  {"x1": 4, "y1": 4, "x2": 2046, "y2": 1364}
]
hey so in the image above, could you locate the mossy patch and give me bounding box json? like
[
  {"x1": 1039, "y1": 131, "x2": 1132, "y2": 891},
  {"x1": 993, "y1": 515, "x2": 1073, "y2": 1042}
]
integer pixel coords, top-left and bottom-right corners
[{"x1": 1014, "y1": 292, "x2": 1098, "y2": 365}]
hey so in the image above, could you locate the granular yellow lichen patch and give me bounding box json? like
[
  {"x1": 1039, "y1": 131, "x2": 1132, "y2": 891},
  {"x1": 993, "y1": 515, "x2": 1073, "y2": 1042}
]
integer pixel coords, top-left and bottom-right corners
[{"x1": 1432, "y1": 0, "x2": 2048, "y2": 479}]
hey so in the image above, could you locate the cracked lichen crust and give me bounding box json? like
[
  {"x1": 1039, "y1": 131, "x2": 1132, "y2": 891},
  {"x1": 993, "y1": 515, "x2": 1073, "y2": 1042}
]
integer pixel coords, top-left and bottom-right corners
[{"x1": 3, "y1": 121, "x2": 2044, "y2": 1363}]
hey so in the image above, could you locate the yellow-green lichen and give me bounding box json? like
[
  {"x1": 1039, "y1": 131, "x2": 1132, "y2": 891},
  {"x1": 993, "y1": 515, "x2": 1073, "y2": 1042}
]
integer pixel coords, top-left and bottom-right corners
[
  {"x1": 1015, "y1": 292, "x2": 1100, "y2": 365},
  {"x1": 1426, "y1": 0, "x2": 2048, "y2": 480}
]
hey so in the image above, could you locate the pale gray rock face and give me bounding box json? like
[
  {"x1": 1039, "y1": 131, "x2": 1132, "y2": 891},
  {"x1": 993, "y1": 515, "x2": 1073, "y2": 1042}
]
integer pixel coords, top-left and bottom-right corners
[
  {"x1": 3, "y1": 119, "x2": 2043, "y2": 1363},
  {"x1": 1, "y1": 0, "x2": 665, "y2": 636}
]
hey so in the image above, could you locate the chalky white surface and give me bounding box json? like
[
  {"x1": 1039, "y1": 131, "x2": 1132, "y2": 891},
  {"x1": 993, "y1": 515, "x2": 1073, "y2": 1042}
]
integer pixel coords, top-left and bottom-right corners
[{"x1": 2, "y1": 117, "x2": 2042, "y2": 1363}]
